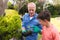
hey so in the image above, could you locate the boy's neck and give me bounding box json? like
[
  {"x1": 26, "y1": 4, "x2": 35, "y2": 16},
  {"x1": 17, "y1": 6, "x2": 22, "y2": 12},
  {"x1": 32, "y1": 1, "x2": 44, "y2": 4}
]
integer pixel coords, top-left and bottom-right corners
[{"x1": 46, "y1": 22, "x2": 51, "y2": 28}]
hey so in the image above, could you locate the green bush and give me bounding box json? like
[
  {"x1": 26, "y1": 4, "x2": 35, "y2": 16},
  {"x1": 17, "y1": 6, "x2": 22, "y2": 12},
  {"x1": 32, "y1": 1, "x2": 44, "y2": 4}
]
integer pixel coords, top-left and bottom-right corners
[
  {"x1": 7, "y1": 2, "x2": 14, "y2": 9},
  {"x1": 7, "y1": 2, "x2": 18, "y2": 10},
  {"x1": 0, "y1": 9, "x2": 22, "y2": 40},
  {"x1": 14, "y1": 4, "x2": 18, "y2": 10},
  {"x1": 7, "y1": 2, "x2": 12, "y2": 7},
  {"x1": 19, "y1": 5, "x2": 28, "y2": 15},
  {"x1": 19, "y1": 4, "x2": 41, "y2": 14},
  {"x1": 47, "y1": 4, "x2": 60, "y2": 15}
]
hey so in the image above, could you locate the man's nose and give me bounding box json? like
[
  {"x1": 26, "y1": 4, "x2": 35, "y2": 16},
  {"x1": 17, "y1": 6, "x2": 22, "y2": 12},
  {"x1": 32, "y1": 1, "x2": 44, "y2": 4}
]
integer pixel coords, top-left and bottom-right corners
[{"x1": 30, "y1": 10, "x2": 33, "y2": 13}]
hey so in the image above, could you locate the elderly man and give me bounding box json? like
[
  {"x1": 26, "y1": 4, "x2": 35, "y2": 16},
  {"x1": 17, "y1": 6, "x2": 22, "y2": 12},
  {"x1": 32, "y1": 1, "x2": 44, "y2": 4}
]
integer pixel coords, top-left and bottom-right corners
[{"x1": 22, "y1": 2, "x2": 42, "y2": 40}]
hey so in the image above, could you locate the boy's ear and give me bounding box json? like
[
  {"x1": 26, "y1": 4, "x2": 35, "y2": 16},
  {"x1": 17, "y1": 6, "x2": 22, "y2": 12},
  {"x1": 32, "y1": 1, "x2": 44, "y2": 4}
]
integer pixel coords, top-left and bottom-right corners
[
  {"x1": 44, "y1": 19, "x2": 49, "y2": 23},
  {"x1": 44, "y1": 19, "x2": 47, "y2": 22}
]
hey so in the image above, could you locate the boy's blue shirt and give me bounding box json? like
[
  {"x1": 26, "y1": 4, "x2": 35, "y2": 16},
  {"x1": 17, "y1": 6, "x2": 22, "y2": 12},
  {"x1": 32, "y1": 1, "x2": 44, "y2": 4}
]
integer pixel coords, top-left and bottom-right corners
[{"x1": 22, "y1": 13, "x2": 42, "y2": 40}]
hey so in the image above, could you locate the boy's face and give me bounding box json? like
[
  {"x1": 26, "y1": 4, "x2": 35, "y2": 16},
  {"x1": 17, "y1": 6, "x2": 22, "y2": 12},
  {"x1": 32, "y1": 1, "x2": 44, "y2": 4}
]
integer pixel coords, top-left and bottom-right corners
[{"x1": 38, "y1": 19, "x2": 47, "y2": 26}]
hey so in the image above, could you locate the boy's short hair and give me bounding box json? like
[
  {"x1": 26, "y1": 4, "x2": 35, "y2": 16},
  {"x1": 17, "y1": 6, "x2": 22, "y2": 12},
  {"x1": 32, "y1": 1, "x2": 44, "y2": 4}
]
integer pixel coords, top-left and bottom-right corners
[{"x1": 37, "y1": 10, "x2": 51, "y2": 21}]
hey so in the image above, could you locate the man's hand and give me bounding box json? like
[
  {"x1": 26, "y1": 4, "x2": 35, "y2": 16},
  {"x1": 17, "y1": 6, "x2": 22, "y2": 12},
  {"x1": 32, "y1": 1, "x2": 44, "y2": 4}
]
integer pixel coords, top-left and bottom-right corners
[
  {"x1": 33, "y1": 26, "x2": 41, "y2": 33},
  {"x1": 22, "y1": 30, "x2": 32, "y2": 37},
  {"x1": 22, "y1": 27, "x2": 32, "y2": 37}
]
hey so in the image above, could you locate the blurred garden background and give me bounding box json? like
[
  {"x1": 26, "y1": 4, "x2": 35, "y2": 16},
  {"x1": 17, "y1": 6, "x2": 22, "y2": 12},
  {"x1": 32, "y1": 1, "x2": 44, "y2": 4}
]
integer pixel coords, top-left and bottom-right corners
[{"x1": 0, "y1": 0, "x2": 60, "y2": 40}]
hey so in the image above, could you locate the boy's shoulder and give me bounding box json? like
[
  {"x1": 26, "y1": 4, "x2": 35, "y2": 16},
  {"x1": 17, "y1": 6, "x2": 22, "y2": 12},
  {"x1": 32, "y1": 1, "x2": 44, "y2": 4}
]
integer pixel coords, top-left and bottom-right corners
[{"x1": 50, "y1": 24, "x2": 59, "y2": 34}]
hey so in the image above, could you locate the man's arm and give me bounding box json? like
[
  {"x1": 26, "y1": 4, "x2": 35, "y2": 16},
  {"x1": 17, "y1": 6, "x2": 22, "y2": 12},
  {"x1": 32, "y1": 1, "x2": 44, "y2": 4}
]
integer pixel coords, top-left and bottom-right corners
[
  {"x1": 36, "y1": 24, "x2": 42, "y2": 34},
  {"x1": 32, "y1": 24, "x2": 42, "y2": 33},
  {"x1": 22, "y1": 14, "x2": 32, "y2": 37}
]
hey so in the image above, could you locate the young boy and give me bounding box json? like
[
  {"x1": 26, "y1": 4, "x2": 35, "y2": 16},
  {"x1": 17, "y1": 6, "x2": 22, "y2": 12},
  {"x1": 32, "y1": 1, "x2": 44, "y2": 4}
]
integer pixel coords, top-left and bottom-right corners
[{"x1": 37, "y1": 10, "x2": 60, "y2": 40}]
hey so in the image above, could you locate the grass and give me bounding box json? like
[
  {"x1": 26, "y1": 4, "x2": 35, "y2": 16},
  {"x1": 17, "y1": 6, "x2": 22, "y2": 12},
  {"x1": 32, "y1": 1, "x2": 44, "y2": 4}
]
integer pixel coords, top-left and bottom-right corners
[
  {"x1": 51, "y1": 17, "x2": 60, "y2": 32},
  {"x1": 38, "y1": 17, "x2": 60, "y2": 40}
]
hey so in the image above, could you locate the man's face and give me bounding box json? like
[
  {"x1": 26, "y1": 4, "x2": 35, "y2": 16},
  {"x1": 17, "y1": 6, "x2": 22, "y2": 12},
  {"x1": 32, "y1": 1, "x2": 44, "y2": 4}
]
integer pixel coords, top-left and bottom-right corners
[{"x1": 28, "y1": 5, "x2": 36, "y2": 17}]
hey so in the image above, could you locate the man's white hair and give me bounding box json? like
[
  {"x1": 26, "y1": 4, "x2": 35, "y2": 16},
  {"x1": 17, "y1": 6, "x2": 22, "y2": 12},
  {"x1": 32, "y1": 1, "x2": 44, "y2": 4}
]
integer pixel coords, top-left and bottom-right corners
[{"x1": 27, "y1": 2, "x2": 36, "y2": 8}]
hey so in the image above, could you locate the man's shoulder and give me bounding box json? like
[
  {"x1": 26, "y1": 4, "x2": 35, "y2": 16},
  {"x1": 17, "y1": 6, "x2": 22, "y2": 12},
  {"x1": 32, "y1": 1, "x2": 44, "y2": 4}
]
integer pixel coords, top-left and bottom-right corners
[
  {"x1": 34, "y1": 13, "x2": 38, "y2": 18},
  {"x1": 23, "y1": 13, "x2": 29, "y2": 17},
  {"x1": 35, "y1": 13, "x2": 38, "y2": 16},
  {"x1": 23, "y1": 13, "x2": 38, "y2": 17}
]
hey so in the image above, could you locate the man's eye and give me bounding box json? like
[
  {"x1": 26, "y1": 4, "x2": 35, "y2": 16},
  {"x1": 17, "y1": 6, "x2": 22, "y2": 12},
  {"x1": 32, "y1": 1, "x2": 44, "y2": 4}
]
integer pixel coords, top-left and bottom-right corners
[{"x1": 29, "y1": 10, "x2": 34, "y2": 11}]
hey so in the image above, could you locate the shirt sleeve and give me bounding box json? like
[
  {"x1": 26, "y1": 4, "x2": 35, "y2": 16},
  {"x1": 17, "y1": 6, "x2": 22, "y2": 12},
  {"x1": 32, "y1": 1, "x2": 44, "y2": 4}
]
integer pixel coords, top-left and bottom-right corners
[
  {"x1": 36, "y1": 20, "x2": 42, "y2": 30},
  {"x1": 22, "y1": 13, "x2": 28, "y2": 28},
  {"x1": 52, "y1": 28, "x2": 60, "y2": 40},
  {"x1": 22, "y1": 15, "x2": 26, "y2": 28},
  {"x1": 38, "y1": 24, "x2": 42, "y2": 30},
  {"x1": 35, "y1": 23, "x2": 42, "y2": 33}
]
